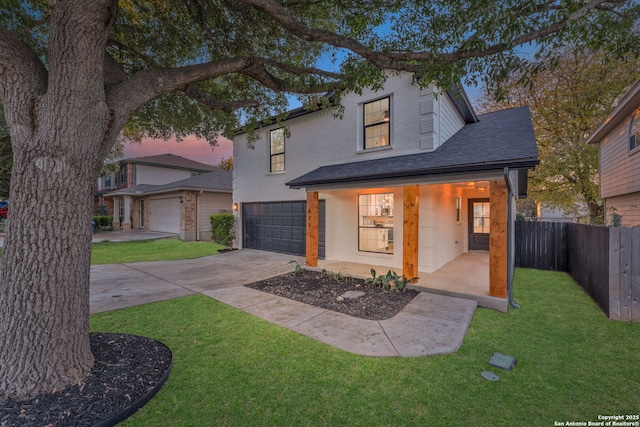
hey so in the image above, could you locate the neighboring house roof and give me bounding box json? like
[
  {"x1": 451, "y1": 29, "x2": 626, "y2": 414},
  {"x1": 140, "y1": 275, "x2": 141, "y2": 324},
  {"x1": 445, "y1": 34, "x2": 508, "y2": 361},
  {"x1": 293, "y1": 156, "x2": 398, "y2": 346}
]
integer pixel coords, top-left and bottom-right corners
[
  {"x1": 121, "y1": 153, "x2": 218, "y2": 172},
  {"x1": 587, "y1": 80, "x2": 640, "y2": 144},
  {"x1": 287, "y1": 106, "x2": 538, "y2": 189},
  {"x1": 105, "y1": 169, "x2": 232, "y2": 196}
]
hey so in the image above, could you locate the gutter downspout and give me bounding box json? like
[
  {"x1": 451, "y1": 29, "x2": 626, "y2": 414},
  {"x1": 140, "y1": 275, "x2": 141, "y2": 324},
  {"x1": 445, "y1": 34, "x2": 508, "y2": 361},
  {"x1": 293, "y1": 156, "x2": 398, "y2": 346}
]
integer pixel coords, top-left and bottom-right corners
[{"x1": 503, "y1": 167, "x2": 520, "y2": 309}]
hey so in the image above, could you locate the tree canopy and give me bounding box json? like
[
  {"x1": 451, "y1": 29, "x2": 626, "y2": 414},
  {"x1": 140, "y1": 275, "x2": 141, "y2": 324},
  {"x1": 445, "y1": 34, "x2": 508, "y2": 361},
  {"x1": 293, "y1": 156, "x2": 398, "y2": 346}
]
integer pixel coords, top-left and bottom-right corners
[
  {"x1": 3, "y1": 0, "x2": 638, "y2": 144},
  {"x1": 478, "y1": 48, "x2": 640, "y2": 223}
]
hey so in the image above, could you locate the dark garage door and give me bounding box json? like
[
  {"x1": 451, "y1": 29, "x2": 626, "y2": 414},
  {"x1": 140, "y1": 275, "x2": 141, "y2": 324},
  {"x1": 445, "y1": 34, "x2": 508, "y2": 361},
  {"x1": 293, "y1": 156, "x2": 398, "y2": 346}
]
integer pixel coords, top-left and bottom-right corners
[{"x1": 243, "y1": 201, "x2": 325, "y2": 258}]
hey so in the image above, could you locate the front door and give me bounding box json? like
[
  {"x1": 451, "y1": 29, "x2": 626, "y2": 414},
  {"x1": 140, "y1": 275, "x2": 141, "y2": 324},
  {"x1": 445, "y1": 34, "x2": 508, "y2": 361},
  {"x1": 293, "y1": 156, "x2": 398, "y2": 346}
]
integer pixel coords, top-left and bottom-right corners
[{"x1": 468, "y1": 199, "x2": 490, "y2": 251}]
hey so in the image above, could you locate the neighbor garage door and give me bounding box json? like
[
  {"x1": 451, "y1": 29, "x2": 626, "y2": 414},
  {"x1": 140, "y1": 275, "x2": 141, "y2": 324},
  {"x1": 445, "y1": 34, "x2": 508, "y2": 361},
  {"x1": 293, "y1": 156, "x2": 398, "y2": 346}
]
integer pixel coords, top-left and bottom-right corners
[
  {"x1": 148, "y1": 197, "x2": 180, "y2": 233},
  {"x1": 243, "y1": 201, "x2": 325, "y2": 258}
]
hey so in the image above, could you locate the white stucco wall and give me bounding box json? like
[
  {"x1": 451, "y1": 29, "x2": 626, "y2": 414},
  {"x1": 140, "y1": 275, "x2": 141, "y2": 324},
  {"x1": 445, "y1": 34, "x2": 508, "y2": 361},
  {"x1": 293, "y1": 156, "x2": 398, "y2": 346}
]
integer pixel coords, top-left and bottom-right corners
[
  {"x1": 418, "y1": 184, "x2": 466, "y2": 273},
  {"x1": 233, "y1": 72, "x2": 467, "y2": 205}
]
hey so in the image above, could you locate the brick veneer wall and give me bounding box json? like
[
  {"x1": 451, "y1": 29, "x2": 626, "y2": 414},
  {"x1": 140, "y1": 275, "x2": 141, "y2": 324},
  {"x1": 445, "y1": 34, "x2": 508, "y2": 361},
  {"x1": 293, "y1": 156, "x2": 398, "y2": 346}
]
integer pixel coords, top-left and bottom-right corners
[{"x1": 180, "y1": 191, "x2": 197, "y2": 241}]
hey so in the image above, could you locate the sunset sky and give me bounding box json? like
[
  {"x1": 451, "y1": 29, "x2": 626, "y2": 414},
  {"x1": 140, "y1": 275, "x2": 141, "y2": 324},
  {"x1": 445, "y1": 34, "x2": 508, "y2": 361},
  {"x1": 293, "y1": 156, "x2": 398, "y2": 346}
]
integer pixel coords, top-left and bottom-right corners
[{"x1": 123, "y1": 134, "x2": 234, "y2": 166}]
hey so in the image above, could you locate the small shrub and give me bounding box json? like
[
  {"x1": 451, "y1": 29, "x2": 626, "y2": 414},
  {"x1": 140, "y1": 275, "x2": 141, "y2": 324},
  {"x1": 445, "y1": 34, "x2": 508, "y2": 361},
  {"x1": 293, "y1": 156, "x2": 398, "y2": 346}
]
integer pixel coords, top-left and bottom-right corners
[
  {"x1": 92, "y1": 215, "x2": 113, "y2": 231},
  {"x1": 365, "y1": 268, "x2": 416, "y2": 291},
  {"x1": 96, "y1": 204, "x2": 109, "y2": 216},
  {"x1": 289, "y1": 260, "x2": 303, "y2": 274},
  {"x1": 210, "y1": 213, "x2": 235, "y2": 246}
]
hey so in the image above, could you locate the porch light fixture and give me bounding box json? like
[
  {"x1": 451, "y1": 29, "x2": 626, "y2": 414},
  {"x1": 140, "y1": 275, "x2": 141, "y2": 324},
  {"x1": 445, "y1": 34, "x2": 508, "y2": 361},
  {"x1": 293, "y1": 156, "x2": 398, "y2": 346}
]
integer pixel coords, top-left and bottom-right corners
[{"x1": 232, "y1": 202, "x2": 238, "y2": 211}]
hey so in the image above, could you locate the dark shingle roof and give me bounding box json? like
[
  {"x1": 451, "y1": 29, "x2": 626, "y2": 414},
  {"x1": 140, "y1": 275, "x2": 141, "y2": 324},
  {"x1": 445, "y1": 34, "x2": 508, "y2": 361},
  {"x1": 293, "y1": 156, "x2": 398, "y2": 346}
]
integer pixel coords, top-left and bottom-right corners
[
  {"x1": 123, "y1": 153, "x2": 217, "y2": 172},
  {"x1": 286, "y1": 106, "x2": 538, "y2": 188},
  {"x1": 146, "y1": 169, "x2": 232, "y2": 194},
  {"x1": 105, "y1": 169, "x2": 231, "y2": 196}
]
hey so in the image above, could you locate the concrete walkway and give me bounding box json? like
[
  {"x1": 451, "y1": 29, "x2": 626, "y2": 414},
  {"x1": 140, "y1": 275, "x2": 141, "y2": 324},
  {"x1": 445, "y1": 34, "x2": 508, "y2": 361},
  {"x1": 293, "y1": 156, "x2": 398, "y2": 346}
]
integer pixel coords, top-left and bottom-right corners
[
  {"x1": 207, "y1": 286, "x2": 477, "y2": 357},
  {"x1": 90, "y1": 249, "x2": 478, "y2": 357}
]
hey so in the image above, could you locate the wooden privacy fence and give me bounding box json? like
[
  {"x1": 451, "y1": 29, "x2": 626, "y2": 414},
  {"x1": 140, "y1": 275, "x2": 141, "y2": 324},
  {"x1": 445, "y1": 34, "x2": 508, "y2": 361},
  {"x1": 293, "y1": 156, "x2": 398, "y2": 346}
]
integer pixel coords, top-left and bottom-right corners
[
  {"x1": 608, "y1": 227, "x2": 640, "y2": 322},
  {"x1": 515, "y1": 221, "x2": 567, "y2": 271},
  {"x1": 515, "y1": 221, "x2": 639, "y2": 322}
]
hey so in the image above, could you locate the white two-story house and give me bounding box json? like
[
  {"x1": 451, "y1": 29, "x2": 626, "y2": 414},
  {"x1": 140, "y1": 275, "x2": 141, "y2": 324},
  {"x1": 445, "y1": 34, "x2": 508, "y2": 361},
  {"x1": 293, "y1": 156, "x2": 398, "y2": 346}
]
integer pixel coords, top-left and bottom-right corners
[{"x1": 233, "y1": 72, "x2": 538, "y2": 311}]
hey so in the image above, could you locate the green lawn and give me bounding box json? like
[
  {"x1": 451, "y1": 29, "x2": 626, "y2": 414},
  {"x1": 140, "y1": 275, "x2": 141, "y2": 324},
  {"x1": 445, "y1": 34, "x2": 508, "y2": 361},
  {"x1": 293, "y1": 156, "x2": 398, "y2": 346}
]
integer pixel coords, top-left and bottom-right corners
[
  {"x1": 91, "y1": 269, "x2": 640, "y2": 426},
  {"x1": 91, "y1": 238, "x2": 226, "y2": 264}
]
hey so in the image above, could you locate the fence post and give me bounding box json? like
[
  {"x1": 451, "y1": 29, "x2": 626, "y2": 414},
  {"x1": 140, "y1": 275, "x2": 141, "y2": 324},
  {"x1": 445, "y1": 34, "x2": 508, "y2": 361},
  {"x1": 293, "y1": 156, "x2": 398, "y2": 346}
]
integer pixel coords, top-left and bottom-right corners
[
  {"x1": 609, "y1": 227, "x2": 621, "y2": 321},
  {"x1": 632, "y1": 227, "x2": 640, "y2": 322}
]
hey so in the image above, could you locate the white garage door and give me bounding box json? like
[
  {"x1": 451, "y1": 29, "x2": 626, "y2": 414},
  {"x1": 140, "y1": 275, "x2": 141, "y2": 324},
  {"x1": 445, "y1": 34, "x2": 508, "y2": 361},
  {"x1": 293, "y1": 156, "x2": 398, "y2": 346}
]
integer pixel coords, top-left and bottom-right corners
[{"x1": 149, "y1": 197, "x2": 180, "y2": 233}]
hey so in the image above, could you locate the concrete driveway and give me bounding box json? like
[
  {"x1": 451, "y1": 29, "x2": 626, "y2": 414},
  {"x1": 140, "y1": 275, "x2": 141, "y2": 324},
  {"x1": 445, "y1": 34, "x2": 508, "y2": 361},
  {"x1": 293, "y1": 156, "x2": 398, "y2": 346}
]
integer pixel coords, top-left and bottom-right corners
[
  {"x1": 90, "y1": 248, "x2": 477, "y2": 357},
  {"x1": 90, "y1": 249, "x2": 304, "y2": 314}
]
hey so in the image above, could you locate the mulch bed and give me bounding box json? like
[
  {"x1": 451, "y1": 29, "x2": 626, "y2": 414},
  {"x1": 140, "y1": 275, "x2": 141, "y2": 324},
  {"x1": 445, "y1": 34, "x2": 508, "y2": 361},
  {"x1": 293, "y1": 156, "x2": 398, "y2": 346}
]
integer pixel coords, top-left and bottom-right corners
[
  {"x1": 246, "y1": 269, "x2": 419, "y2": 320},
  {"x1": 0, "y1": 333, "x2": 172, "y2": 427}
]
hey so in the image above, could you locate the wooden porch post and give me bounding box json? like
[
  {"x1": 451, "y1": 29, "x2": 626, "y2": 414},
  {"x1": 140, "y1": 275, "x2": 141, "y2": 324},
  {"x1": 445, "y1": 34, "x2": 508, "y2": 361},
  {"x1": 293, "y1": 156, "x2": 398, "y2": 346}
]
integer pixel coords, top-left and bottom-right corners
[
  {"x1": 403, "y1": 185, "x2": 419, "y2": 282},
  {"x1": 489, "y1": 180, "x2": 508, "y2": 298},
  {"x1": 306, "y1": 191, "x2": 319, "y2": 267}
]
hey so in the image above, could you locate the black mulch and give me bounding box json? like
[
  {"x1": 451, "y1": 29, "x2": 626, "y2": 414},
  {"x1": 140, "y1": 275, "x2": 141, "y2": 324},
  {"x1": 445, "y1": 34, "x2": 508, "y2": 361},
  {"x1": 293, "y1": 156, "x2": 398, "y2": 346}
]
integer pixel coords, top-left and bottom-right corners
[
  {"x1": 246, "y1": 269, "x2": 419, "y2": 320},
  {"x1": 0, "y1": 333, "x2": 172, "y2": 427}
]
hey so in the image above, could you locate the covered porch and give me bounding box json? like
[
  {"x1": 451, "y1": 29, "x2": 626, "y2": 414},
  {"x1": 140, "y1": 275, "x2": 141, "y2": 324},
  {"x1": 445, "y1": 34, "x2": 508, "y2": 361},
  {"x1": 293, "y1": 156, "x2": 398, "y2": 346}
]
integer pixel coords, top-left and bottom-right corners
[
  {"x1": 302, "y1": 178, "x2": 511, "y2": 311},
  {"x1": 311, "y1": 250, "x2": 508, "y2": 312}
]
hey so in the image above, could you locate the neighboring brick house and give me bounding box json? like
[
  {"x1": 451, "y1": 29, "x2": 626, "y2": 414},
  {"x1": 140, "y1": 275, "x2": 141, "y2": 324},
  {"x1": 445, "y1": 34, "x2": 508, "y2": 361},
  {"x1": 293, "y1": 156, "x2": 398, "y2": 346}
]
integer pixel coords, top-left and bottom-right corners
[
  {"x1": 233, "y1": 71, "x2": 539, "y2": 310},
  {"x1": 100, "y1": 154, "x2": 232, "y2": 240},
  {"x1": 587, "y1": 80, "x2": 640, "y2": 226}
]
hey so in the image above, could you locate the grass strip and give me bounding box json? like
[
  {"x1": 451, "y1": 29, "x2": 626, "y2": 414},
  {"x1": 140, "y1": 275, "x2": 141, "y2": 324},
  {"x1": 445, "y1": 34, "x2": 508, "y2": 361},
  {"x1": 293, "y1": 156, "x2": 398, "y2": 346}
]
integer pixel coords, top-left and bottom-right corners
[
  {"x1": 91, "y1": 268, "x2": 640, "y2": 426},
  {"x1": 91, "y1": 238, "x2": 226, "y2": 265}
]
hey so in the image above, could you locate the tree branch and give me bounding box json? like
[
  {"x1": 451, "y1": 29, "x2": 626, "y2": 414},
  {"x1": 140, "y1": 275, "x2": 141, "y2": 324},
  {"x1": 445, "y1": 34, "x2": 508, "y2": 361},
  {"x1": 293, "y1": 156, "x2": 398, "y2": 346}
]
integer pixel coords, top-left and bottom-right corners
[
  {"x1": 241, "y1": 0, "x2": 629, "y2": 67},
  {"x1": 107, "y1": 39, "x2": 160, "y2": 67},
  {"x1": 104, "y1": 54, "x2": 128, "y2": 86},
  {"x1": 0, "y1": 23, "x2": 48, "y2": 141},
  {"x1": 108, "y1": 55, "x2": 343, "y2": 123},
  {"x1": 106, "y1": 57, "x2": 254, "y2": 129},
  {"x1": 181, "y1": 84, "x2": 260, "y2": 112},
  {"x1": 240, "y1": 0, "x2": 385, "y2": 65},
  {"x1": 0, "y1": 23, "x2": 48, "y2": 107}
]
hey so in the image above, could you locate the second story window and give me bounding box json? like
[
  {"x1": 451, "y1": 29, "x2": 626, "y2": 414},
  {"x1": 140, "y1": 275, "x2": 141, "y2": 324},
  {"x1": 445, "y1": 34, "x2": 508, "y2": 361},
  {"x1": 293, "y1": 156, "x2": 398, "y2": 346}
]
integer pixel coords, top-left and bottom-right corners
[
  {"x1": 270, "y1": 128, "x2": 285, "y2": 172},
  {"x1": 364, "y1": 97, "x2": 390, "y2": 149},
  {"x1": 104, "y1": 174, "x2": 112, "y2": 188},
  {"x1": 630, "y1": 110, "x2": 639, "y2": 153},
  {"x1": 120, "y1": 166, "x2": 127, "y2": 185}
]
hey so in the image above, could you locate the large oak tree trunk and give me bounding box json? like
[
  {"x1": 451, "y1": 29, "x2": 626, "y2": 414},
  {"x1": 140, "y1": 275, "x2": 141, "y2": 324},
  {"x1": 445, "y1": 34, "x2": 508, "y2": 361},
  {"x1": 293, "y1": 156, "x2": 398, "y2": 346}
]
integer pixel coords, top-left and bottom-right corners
[
  {"x1": 0, "y1": 0, "x2": 117, "y2": 400},
  {"x1": 0, "y1": 133, "x2": 100, "y2": 399}
]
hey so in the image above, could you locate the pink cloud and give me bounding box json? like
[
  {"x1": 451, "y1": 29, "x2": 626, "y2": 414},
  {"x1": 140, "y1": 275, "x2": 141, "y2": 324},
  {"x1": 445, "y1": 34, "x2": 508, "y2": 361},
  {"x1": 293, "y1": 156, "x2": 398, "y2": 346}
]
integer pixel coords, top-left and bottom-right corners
[{"x1": 123, "y1": 135, "x2": 233, "y2": 166}]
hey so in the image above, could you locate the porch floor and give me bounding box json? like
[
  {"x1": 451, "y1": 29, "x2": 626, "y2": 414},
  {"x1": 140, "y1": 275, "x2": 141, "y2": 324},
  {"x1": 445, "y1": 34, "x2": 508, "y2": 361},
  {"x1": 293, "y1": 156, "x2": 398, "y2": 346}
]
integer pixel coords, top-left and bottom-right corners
[{"x1": 313, "y1": 251, "x2": 508, "y2": 312}]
